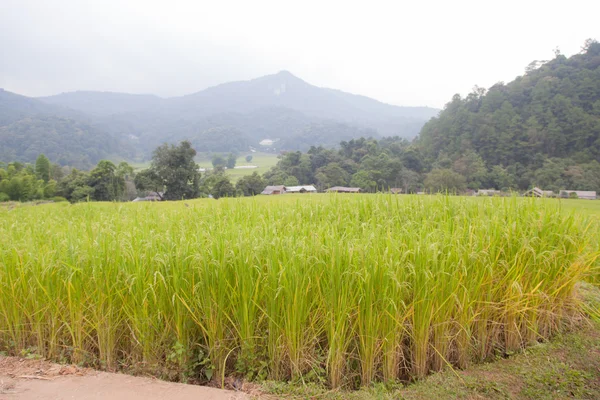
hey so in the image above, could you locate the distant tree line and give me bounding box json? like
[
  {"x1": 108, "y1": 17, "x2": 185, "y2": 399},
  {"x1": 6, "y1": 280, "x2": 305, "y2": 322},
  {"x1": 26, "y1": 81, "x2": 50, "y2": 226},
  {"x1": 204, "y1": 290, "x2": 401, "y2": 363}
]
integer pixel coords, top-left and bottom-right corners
[{"x1": 0, "y1": 154, "x2": 136, "y2": 203}]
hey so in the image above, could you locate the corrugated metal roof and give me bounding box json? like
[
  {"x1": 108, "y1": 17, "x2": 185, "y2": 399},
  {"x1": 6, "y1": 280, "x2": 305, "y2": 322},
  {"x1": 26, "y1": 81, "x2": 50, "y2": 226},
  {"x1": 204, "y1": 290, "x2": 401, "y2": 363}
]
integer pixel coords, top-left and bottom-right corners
[
  {"x1": 261, "y1": 185, "x2": 286, "y2": 195},
  {"x1": 326, "y1": 186, "x2": 361, "y2": 193},
  {"x1": 561, "y1": 190, "x2": 597, "y2": 198},
  {"x1": 286, "y1": 185, "x2": 317, "y2": 192}
]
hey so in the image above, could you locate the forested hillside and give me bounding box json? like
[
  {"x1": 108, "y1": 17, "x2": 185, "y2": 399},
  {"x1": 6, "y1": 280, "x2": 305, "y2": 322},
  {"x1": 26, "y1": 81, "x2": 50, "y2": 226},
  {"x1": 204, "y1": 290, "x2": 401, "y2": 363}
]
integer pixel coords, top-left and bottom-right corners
[
  {"x1": 417, "y1": 39, "x2": 600, "y2": 191},
  {"x1": 0, "y1": 116, "x2": 133, "y2": 169},
  {"x1": 0, "y1": 90, "x2": 134, "y2": 169},
  {"x1": 37, "y1": 71, "x2": 438, "y2": 155}
]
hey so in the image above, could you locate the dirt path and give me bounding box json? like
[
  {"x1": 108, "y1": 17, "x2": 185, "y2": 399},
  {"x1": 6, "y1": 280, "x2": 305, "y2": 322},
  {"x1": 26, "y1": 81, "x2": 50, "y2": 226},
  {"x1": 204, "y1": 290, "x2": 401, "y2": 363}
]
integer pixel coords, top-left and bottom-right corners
[{"x1": 0, "y1": 357, "x2": 249, "y2": 400}]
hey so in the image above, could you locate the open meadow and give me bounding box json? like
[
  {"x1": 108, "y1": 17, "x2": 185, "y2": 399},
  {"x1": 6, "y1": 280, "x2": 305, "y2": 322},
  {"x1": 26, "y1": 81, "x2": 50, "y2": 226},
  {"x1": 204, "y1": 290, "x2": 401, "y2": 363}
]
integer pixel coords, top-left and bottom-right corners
[
  {"x1": 196, "y1": 152, "x2": 280, "y2": 181},
  {"x1": 0, "y1": 195, "x2": 598, "y2": 390}
]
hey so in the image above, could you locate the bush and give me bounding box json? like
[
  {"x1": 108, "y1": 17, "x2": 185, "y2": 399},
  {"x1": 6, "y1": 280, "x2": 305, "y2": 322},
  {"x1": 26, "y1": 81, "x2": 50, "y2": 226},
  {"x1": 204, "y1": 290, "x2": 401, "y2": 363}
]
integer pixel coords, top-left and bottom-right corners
[
  {"x1": 51, "y1": 196, "x2": 68, "y2": 202},
  {"x1": 0, "y1": 192, "x2": 9, "y2": 202}
]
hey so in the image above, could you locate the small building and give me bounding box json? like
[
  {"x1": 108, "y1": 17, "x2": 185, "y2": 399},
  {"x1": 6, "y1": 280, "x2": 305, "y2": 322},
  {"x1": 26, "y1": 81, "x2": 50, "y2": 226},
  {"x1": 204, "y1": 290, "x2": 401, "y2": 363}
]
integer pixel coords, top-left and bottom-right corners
[
  {"x1": 390, "y1": 188, "x2": 403, "y2": 194},
  {"x1": 326, "y1": 186, "x2": 362, "y2": 193},
  {"x1": 524, "y1": 187, "x2": 554, "y2": 198},
  {"x1": 261, "y1": 185, "x2": 287, "y2": 195},
  {"x1": 476, "y1": 189, "x2": 502, "y2": 197},
  {"x1": 285, "y1": 185, "x2": 317, "y2": 194},
  {"x1": 559, "y1": 190, "x2": 597, "y2": 200},
  {"x1": 132, "y1": 191, "x2": 163, "y2": 202}
]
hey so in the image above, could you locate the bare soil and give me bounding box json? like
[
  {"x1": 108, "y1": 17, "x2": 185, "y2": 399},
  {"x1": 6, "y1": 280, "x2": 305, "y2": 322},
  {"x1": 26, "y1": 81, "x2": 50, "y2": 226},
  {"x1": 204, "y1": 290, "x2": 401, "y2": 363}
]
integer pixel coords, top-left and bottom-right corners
[{"x1": 0, "y1": 357, "x2": 248, "y2": 400}]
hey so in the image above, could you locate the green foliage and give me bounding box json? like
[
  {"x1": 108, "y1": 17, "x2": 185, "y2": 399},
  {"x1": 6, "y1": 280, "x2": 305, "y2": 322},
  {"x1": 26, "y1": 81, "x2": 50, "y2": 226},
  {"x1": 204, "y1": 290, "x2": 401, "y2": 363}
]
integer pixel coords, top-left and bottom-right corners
[
  {"x1": 211, "y1": 154, "x2": 226, "y2": 168},
  {"x1": 424, "y1": 168, "x2": 467, "y2": 193},
  {"x1": 43, "y1": 180, "x2": 57, "y2": 198},
  {"x1": 211, "y1": 176, "x2": 235, "y2": 199},
  {"x1": 35, "y1": 154, "x2": 51, "y2": 182},
  {"x1": 0, "y1": 161, "x2": 46, "y2": 201},
  {"x1": 418, "y1": 39, "x2": 600, "y2": 192},
  {"x1": 70, "y1": 185, "x2": 94, "y2": 202},
  {"x1": 56, "y1": 169, "x2": 90, "y2": 201},
  {"x1": 200, "y1": 170, "x2": 235, "y2": 199},
  {"x1": 226, "y1": 153, "x2": 237, "y2": 169},
  {"x1": 350, "y1": 170, "x2": 377, "y2": 192},
  {"x1": 134, "y1": 169, "x2": 162, "y2": 197},
  {"x1": 138, "y1": 141, "x2": 201, "y2": 200},
  {"x1": 264, "y1": 138, "x2": 422, "y2": 191},
  {"x1": 88, "y1": 160, "x2": 124, "y2": 201},
  {"x1": 0, "y1": 113, "x2": 133, "y2": 169},
  {"x1": 235, "y1": 172, "x2": 265, "y2": 196},
  {"x1": 245, "y1": 155, "x2": 253, "y2": 163}
]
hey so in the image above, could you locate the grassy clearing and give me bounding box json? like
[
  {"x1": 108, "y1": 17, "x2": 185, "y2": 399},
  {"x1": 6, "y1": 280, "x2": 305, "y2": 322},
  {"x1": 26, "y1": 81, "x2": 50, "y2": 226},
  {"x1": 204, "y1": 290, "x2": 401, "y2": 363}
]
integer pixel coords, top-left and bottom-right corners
[
  {"x1": 0, "y1": 195, "x2": 597, "y2": 389},
  {"x1": 196, "y1": 152, "x2": 279, "y2": 181}
]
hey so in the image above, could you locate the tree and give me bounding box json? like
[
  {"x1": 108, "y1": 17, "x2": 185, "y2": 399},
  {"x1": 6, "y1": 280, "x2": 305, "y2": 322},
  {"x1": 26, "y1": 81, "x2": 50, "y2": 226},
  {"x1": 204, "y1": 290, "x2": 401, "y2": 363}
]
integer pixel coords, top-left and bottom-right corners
[
  {"x1": 137, "y1": 141, "x2": 201, "y2": 200},
  {"x1": 115, "y1": 162, "x2": 135, "y2": 201},
  {"x1": 227, "y1": 153, "x2": 237, "y2": 169},
  {"x1": 245, "y1": 155, "x2": 253, "y2": 163},
  {"x1": 424, "y1": 169, "x2": 466, "y2": 193},
  {"x1": 314, "y1": 163, "x2": 349, "y2": 190},
  {"x1": 134, "y1": 169, "x2": 163, "y2": 199},
  {"x1": 199, "y1": 169, "x2": 235, "y2": 199},
  {"x1": 43, "y1": 180, "x2": 57, "y2": 198},
  {"x1": 283, "y1": 175, "x2": 299, "y2": 186},
  {"x1": 350, "y1": 170, "x2": 377, "y2": 192},
  {"x1": 88, "y1": 160, "x2": 124, "y2": 201},
  {"x1": 35, "y1": 154, "x2": 51, "y2": 183},
  {"x1": 116, "y1": 162, "x2": 134, "y2": 180},
  {"x1": 212, "y1": 154, "x2": 227, "y2": 168},
  {"x1": 56, "y1": 169, "x2": 91, "y2": 202},
  {"x1": 71, "y1": 185, "x2": 94, "y2": 202},
  {"x1": 452, "y1": 151, "x2": 487, "y2": 189},
  {"x1": 212, "y1": 175, "x2": 235, "y2": 199},
  {"x1": 236, "y1": 172, "x2": 265, "y2": 196},
  {"x1": 399, "y1": 169, "x2": 421, "y2": 193}
]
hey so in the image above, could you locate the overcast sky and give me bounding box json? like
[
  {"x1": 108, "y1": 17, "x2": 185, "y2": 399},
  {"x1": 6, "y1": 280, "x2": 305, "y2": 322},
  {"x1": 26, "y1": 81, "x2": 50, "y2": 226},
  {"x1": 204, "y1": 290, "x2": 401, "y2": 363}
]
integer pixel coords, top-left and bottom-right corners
[{"x1": 1, "y1": 0, "x2": 598, "y2": 109}]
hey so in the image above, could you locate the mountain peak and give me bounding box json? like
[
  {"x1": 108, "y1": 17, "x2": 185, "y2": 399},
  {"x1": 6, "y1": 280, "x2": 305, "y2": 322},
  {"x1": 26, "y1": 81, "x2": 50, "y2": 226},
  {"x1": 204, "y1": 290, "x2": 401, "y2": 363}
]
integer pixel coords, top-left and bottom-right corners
[
  {"x1": 266, "y1": 70, "x2": 303, "y2": 83},
  {"x1": 275, "y1": 70, "x2": 294, "y2": 77}
]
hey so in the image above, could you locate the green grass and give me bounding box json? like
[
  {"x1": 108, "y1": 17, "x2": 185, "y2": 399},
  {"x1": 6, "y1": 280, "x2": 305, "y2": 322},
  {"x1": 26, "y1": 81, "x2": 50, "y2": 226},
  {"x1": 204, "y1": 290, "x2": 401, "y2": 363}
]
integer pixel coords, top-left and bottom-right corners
[
  {"x1": 196, "y1": 152, "x2": 279, "y2": 181},
  {"x1": 0, "y1": 195, "x2": 597, "y2": 390}
]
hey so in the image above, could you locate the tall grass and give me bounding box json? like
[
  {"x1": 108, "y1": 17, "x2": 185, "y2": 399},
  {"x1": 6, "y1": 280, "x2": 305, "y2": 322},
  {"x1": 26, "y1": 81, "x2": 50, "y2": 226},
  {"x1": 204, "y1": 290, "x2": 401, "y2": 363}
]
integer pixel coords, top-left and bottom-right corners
[{"x1": 0, "y1": 195, "x2": 596, "y2": 388}]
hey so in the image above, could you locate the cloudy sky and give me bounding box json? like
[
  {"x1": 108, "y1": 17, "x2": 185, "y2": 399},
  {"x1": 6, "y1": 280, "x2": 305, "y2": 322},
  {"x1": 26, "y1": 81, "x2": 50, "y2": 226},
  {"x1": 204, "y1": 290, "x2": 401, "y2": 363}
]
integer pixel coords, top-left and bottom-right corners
[{"x1": 1, "y1": 0, "x2": 598, "y2": 108}]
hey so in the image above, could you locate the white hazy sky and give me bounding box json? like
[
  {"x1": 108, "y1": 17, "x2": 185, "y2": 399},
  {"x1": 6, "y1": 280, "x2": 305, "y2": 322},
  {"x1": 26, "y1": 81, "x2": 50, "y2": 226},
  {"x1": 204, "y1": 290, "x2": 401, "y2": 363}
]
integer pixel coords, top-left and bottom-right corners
[{"x1": 1, "y1": 0, "x2": 598, "y2": 108}]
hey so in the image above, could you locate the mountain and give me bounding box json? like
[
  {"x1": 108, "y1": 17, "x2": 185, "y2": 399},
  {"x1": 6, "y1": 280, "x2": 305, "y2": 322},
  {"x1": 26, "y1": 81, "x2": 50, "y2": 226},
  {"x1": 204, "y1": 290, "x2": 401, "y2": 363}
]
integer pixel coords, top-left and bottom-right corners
[
  {"x1": 0, "y1": 89, "x2": 135, "y2": 169},
  {"x1": 0, "y1": 89, "x2": 80, "y2": 125},
  {"x1": 165, "y1": 71, "x2": 437, "y2": 130},
  {"x1": 39, "y1": 91, "x2": 164, "y2": 116},
  {"x1": 37, "y1": 72, "x2": 439, "y2": 155},
  {"x1": 1, "y1": 72, "x2": 439, "y2": 167},
  {"x1": 417, "y1": 40, "x2": 600, "y2": 192}
]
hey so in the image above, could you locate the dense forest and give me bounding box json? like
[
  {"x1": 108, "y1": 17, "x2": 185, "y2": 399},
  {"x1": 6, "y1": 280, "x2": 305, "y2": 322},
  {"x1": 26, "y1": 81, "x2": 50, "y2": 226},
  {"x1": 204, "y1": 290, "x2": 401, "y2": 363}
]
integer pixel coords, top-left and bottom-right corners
[{"x1": 417, "y1": 39, "x2": 600, "y2": 192}]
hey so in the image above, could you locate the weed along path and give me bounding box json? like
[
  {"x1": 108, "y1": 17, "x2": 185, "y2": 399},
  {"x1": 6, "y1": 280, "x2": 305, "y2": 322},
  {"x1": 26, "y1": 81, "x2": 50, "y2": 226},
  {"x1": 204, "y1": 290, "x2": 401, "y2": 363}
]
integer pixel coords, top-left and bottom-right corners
[{"x1": 0, "y1": 357, "x2": 248, "y2": 400}]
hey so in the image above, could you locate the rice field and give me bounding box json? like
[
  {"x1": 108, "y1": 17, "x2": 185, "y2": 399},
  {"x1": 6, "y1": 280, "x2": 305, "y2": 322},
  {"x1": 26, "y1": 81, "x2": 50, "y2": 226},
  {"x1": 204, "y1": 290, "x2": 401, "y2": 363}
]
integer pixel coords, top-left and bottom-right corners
[{"x1": 0, "y1": 195, "x2": 598, "y2": 388}]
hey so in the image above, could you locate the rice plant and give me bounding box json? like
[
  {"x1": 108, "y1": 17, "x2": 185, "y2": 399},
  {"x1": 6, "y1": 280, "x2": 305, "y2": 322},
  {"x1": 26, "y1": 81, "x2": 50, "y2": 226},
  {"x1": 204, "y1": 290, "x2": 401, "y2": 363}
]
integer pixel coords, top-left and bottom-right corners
[{"x1": 0, "y1": 195, "x2": 596, "y2": 388}]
